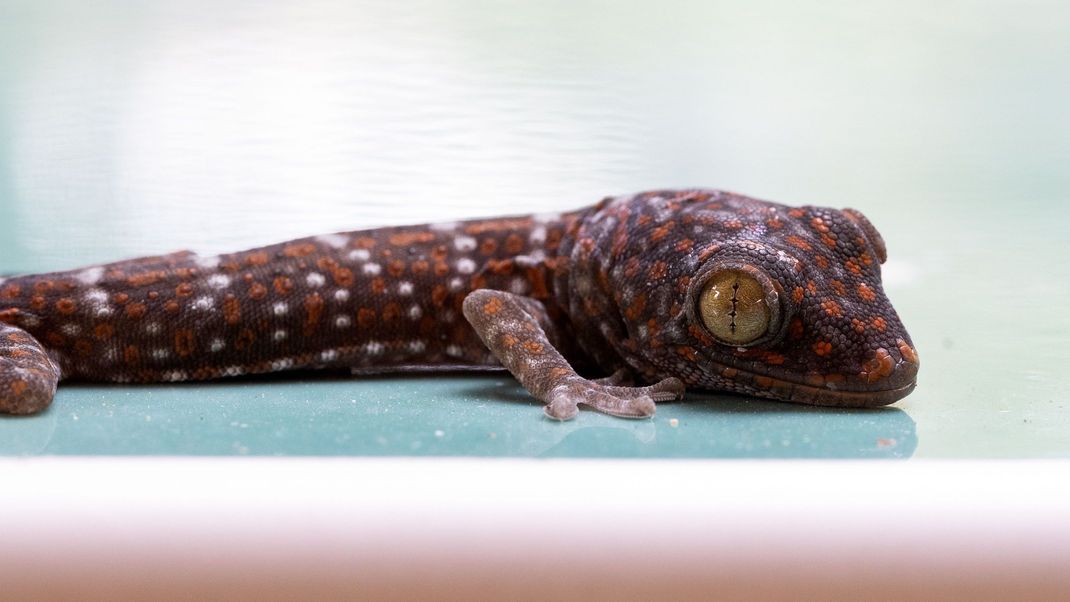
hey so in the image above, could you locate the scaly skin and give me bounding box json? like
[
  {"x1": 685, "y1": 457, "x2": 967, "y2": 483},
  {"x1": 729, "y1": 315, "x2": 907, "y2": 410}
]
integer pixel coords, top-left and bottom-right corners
[{"x1": 0, "y1": 189, "x2": 918, "y2": 419}]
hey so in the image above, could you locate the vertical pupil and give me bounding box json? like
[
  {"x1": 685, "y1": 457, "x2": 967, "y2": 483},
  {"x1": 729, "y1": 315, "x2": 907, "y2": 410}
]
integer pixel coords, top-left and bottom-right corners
[{"x1": 699, "y1": 270, "x2": 771, "y2": 345}]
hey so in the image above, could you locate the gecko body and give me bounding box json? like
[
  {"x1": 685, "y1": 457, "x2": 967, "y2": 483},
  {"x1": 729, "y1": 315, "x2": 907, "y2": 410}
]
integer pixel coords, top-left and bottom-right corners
[{"x1": 0, "y1": 190, "x2": 918, "y2": 419}]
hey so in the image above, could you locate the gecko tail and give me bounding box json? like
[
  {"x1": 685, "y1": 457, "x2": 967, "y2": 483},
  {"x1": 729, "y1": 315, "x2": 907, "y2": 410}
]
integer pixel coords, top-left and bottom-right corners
[{"x1": 0, "y1": 323, "x2": 60, "y2": 415}]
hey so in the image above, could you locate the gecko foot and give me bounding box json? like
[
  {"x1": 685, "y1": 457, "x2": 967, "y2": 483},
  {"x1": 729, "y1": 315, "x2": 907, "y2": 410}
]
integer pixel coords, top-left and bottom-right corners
[{"x1": 544, "y1": 376, "x2": 685, "y2": 421}]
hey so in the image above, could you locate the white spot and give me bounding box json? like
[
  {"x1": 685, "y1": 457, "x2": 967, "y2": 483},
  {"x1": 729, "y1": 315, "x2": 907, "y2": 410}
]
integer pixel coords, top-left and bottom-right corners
[
  {"x1": 529, "y1": 226, "x2": 547, "y2": 245},
  {"x1": 223, "y1": 366, "x2": 245, "y2": 377},
  {"x1": 431, "y1": 221, "x2": 459, "y2": 231},
  {"x1": 334, "y1": 289, "x2": 350, "y2": 302},
  {"x1": 509, "y1": 277, "x2": 529, "y2": 295},
  {"x1": 398, "y1": 281, "x2": 414, "y2": 296},
  {"x1": 163, "y1": 370, "x2": 188, "y2": 382},
  {"x1": 207, "y1": 274, "x2": 231, "y2": 289},
  {"x1": 348, "y1": 249, "x2": 371, "y2": 262},
  {"x1": 316, "y1": 233, "x2": 350, "y2": 249},
  {"x1": 270, "y1": 358, "x2": 295, "y2": 370},
  {"x1": 194, "y1": 255, "x2": 221, "y2": 269},
  {"x1": 456, "y1": 258, "x2": 476, "y2": 274},
  {"x1": 362, "y1": 341, "x2": 384, "y2": 356},
  {"x1": 454, "y1": 236, "x2": 477, "y2": 252},
  {"x1": 442, "y1": 310, "x2": 456, "y2": 323},
  {"x1": 103, "y1": 346, "x2": 118, "y2": 364},
  {"x1": 335, "y1": 315, "x2": 352, "y2": 328},
  {"x1": 152, "y1": 349, "x2": 170, "y2": 360},
  {"x1": 192, "y1": 296, "x2": 214, "y2": 311},
  {"x1": 95, "y1": 306, "x2": 114, "y2": 318},
  {"x1": 273, "y1": 330, "x2": 287, "y2": 341},
  {"x1": 407, "y1": 340, "x2": 427, "y2": 354},
  {"x1": 448, "y1": 277, "x2": 464, "y2": 292},
  {"x1": 273, "y1": 302, "x2": 289, "y2": 316},
  {"x1": 306, "y1": 272, "x2": 326, "y2": 287},
  {"x1": 319, "y1": 349, "x2": 339, "y2": 362},
  {"x1": 362, "y1": 263, "x2": 381, "y2": 276},
  {"x1": 408, "y1": 304, "x2": 423, "y2": 320},
  {"x1": 85, "y1": 289, "x2": 108, "y2": 304},
  {"x1": 60, "y1": 323, "x2": 81, "y2": 337},
  {"x1": 446, "y1": 344, "x2": 463, "y2": 358},
  {"x1": 75, "y1": 266, "x2": 104, "y2": 285},
  {"x1": 21, "y1": 315, "x2": 41, "y2": 327},
  {"x1": 210, "y1": 338, "x2": 225, "y2": 352},
  {"x1": 145, "y1": 322, "x2": 162, "y2": 335}
]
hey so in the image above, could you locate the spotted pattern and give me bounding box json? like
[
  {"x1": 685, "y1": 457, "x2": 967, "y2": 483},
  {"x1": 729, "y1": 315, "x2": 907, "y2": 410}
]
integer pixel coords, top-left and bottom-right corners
[{"x1": 0, "y1": 189, "x2": 917, "y2": 417}]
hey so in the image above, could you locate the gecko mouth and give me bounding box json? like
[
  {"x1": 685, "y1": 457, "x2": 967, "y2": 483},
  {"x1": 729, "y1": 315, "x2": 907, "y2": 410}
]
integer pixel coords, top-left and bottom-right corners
[{"x1": 712, "y1": 355, "x2": 919, "y2": 408}]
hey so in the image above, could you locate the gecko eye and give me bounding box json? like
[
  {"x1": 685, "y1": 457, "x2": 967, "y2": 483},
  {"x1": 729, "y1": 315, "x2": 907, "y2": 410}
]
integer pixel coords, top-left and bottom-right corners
[{"x1": 698, "y1": 269, "x2": 775, "y2": 346}]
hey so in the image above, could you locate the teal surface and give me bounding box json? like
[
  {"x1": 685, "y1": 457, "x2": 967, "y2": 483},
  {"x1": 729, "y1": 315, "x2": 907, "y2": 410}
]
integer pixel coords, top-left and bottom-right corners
[
  {"x1": 0, "y1": 375, "x2": 916, "y2": 458},
  {"x1": 0, "y1": 0, "x2": 1067, "y2": 457}
]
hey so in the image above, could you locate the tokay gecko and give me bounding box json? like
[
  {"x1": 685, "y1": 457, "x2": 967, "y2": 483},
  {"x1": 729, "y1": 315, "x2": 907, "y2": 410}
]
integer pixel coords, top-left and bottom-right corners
[{"x1": 0, "y1": 190, "x2": 918, "y2": 420}]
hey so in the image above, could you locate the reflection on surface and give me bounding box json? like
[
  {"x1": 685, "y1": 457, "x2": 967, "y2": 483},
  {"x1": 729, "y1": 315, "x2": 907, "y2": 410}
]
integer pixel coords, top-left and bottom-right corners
[{"x1": 0, "y1": 375, "x2": 915, "y2": 459}]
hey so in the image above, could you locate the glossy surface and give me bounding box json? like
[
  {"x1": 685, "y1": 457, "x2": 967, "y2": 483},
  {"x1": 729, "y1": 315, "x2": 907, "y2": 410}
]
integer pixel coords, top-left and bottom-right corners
[{"x1": 1, "y1": 0, "x2": 1067, "y2": 457}]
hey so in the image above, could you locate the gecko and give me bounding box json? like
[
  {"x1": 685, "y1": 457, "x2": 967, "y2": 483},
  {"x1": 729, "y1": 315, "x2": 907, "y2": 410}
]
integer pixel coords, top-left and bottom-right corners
[{"x1": 0, "y1": 189, "x2": 919, "y2": 420}]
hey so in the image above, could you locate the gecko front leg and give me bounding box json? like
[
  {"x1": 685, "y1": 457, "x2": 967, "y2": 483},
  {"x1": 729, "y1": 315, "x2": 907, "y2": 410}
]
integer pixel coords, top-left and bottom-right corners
[{"x1": 462, "y1": 289, "x2": 684, "y2": 420}]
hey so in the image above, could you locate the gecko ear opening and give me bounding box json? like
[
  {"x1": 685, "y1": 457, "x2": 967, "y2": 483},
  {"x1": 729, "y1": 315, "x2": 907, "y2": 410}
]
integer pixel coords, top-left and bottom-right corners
[
  {"x1": 694, "y1": 263, "x2": 784, "y2": 347},
  {"x1": 842, "y1": 208, "x2": 888, "y2": 264}
]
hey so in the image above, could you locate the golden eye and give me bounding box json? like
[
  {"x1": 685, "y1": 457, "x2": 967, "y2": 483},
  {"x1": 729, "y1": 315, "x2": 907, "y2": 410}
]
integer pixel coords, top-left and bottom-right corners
[{"x1": 698, "y1": 269, "x2": 771, "y2": 345}]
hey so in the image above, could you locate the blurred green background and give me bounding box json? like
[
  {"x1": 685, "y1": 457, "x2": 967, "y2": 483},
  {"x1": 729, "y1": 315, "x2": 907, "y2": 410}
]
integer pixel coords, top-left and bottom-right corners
[{"x1": 0, "y1": 0, "x2": 1067, "y2": 457}]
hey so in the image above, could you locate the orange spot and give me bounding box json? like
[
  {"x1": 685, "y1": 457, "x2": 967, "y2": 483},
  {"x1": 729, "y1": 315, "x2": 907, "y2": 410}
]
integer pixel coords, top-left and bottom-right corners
[
  {"x1": 30, "y1": 296, "x2": 46, "y2": 311},
  {"x1": 721, "y1": 367, "x2": 738, "y2": 379},
  {"x1": 788, "y1": 209, "x2": 805, "y2": 218},
  {"x1": 273, "y1": 276, "x2": 294, "y2": 295},
  {"x1": 504, "y1": 233, "x2": 525, "y2": 254},
  {"x1": 861, "y1": 348, "x2": 895, "y2": 383},
  {"x1": 357, "y1": 307, "x2": 376, "y2": 328},
  {"x1": 754, "y1": 376, "x2": 773, "y2": 388},
  {"x1": 382, "y1": 302, "x2": 401, "y2": 321},
  {"x1": 174, "y1": 329, "x2": 195, "y2": 357},
  {"x1": 766, "y1": 218, "x2": 784, "y2": 230},
  {"x1": 814, "y1": 255, "x2": 829, "y2": 270},
  {"x1": 648, "y1": 261, "x2": 668, "y2": 280},
  {"x1": 810, "y1": 217, "x2": 829, "y2": 233},
  {"x1": 283, "y1": 243, "x2": 317, "y2": 257},
  {"x1": 434, "y1": 262, "x2": 450, "y2": 277},
  {"x1": 0, "y1": 308, "x2": 19, "y2": 324},
  {"x1": 175, "y1": 283, "x2": 194, "y2": 298},
  {"x1": 411, "y1": 260, "x2": 430, "y2": 275},
  {"x1": 623, "y1": 294, "x2": 647, "y2": 321},
  {"x1": 851, "y1": 318, "x2": 867, "y2": 334},
  {"x1": 480, "y1": 238, "x2": 499, "y2": 256},
  {"x1": 687, "y1": 323, "x2": 714, "y2": 346},
  {"x1": 845, "y1": 259, "x2": 862, "y2": 276},
  {"x1": 388, "y1": 231, "x2": 435, "y2": 246},
  {"x1": 872, "y1": 317, "x2": 888, "y2": 332},
  {"x1": 55, "y1": 298, "x2": 77, "y2": 315},
  {"x1": 821, "y1": 300, "x2": 843, "y2": 318},
  {"x1": 235, "y1": 328, "x2": 256, "y2": 350},
  {"x1": 763, "y1": 352, "x2": 786, "y2": 365},
  {"x1": 371, "y1": 278, "x2": 386, "y2": 294},
  {"x1": 147, "y1": 291, "x2": 160, "y2": 300},
  {"x1": 522, "y1": 341, "x2": 544, "y2": 354},
  {"x1": 792, "y1": 287, "x2": 805, "y2": 303},
  {"x1": 387, "y1": 260, "x2": 406, "y2": 277},
  {"x1": 1, "y1": 284, "x2": 21, "y2": 299},
  {"x1": 431, "y1": 285, "x2": 448, "y2": 306},
  {"x1": 332, "y1": 267, "x2": 354, "y2": 287},
  {"x1": 830, "y1": 280, "x2": 846, "y2": 296},
  {"x1": 223, "y1": 295, "x2": 241, "y2": 325},
  {"x1": 113, "y1": 292, "x2": 130, "y2": 304},
  {"x1": 786, "y1": 235, "x2": 812, "y2": 251},
  {"x1": 10, "y1": 380, "x2": 27, "y2": 396},
  {"x1": 857, "y1": 283, "x2": 877, "y2": 302},
  {"x1": 650, "y1": 223, "x2": 673, "y2": 242},
  {"x1": 249, "y1": 282, "x2": 268, "y2": 300},
  {"x1": 813, "y1": 341, "x2": 833, "y2": 356},
  {"x1": 483, "y1": 297, "x2": 504, "y2": 315},
  {"x1": 501, "y1": 334, "x2": 518, "y2": 348},
  {"x1": 94, "y1": 323, "x2": 115, "y2": 340},
  {"x1": 123, "y1": 345, "x2": 140, "y2": 365},
  {"x1": 676, "y1": 345, "x2": 698, "y2": 361},
  {"x1": 245, "y1": 252, "x2": 270, "y2": 266},
  {"x1": 125, "y1": 302, "x2": 147, "y2": 319},
  {"x1": 127, "y1": 271, "x2": 166, "y2": 287},
  {"x1": 304, "y1": 293, "x2": 324, "y2": 334},
  {"x1": 353, "y1": 237, "x2": 376, "y2": 249},
  {"x1": 164, "y1": 300, "x2": 180, "y2": 314}
]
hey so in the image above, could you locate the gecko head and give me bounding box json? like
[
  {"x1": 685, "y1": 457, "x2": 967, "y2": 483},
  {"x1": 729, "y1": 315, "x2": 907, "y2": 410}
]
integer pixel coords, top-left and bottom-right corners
[{"x1": 594, "y1": 190, "x2": 919, "y2": 407}]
